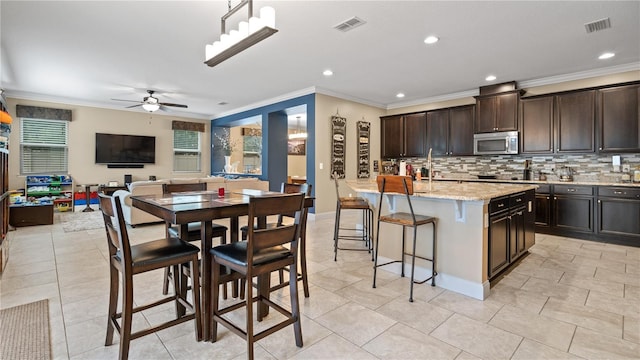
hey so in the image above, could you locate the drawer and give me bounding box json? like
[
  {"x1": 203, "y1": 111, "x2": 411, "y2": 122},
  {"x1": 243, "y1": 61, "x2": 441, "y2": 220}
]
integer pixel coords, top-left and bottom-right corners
[
  {"x1": 509, "y1": 192, "x2": 527, "y2": 207},
  {"x1": 535, "y1": 184, "x2": 551, "y2": 194},
  {"x1": 598, "y1": 187, "x2": 640, "y2": 199},
  {"x1": 554, "y1": 185, "x2": 593, "y2": 196},
  {"x1": 490, "y1": 196, "x2": 509, "y2": 214}
]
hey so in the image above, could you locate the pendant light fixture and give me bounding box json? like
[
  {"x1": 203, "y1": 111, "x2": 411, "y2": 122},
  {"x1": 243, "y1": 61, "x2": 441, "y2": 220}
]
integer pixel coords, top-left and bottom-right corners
[
  {"x1": 205, "y1": 0, "x2": 278, "y2": 67},
  {"x1": 289, "y1": 116, "x2": 307, "y2": 140}
]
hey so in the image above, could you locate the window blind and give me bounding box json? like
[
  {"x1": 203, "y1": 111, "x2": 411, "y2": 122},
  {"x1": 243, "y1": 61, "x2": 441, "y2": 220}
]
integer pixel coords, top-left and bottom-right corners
[
  {"x1": 21, "y1": 118, "x2": 68, "y2": 174},
  {"x1": 173, "y1": 130, "x2": 200, "y2": 172}
]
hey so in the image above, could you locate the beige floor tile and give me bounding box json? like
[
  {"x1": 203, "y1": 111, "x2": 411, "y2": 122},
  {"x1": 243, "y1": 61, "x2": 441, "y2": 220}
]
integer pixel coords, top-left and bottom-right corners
[
  {"x1": 454, "y1": 352, "x2": 482, "y2": 360},
  {"x1": 363, "y1": 322, "x2": 461, "y2": 359},
  {"x1": 315, "y1": 302, "x2": 395, "y2": 346},
  {"x1": 627, "y1": 263, "x2": 640, "y2": 275},
  {"x1": 540, "y1": 297, "x2": 623, "y2": 338},
  {"x1": 429, "y1": 290, "x2": 504, "y2": 323},
  {"x1": 572, "y1": 255, "x2": 627, "y2": 273},
  {"x1": 0, "y1": 282, "x2": 60, "y2": 309},
  {"x1": 559, "y1": 271, "x2": 624, "y2": 296},
  {"x1": 586, "y1": 289, "x2": 640, "y2": 317},
  {"x1": 289, "y1": 334, "x2": 378, "y2": 359},
  {"x1": 0, "y1": 258, "x2": 56, "y2": 279},
  {"x1": 489, "y1": 304, "x2": 576, "y2": 351},
  {"x1": 334, "y1": 278, "x2": 401, "y2": 309},
  {"x1": 625, "y1": 284, "x2": 640, "y2": 300},
  {"x1": 624, "y1": 315, "x2": 640, "y2": 344},
  {"x1": 556, "y1": 246, "x2": 602, "y2": 260},
  {"x1": 0, "y1": 269, "x2": 58, "y2": 291},
  {"x1": 487, "y1": 282, "x2": 549, "y2": 314},
  {"x1": 164, "y1": 329, "x2": 248, "y2": 360},
  {"x1": 495, "y1": 271, "x2": 530, "y2": 288},
  {"x1": 378, "y1": 275, "x2": 445, "y2": 302},
  {"x1": 595, "y1": 267, "x2": 640, "y2": 286},
  {"x1": 309, "y1": 267, "x2": 363, "y2": 292},
  {"x1": 521, "y1": 277, "x2": 589, "y2": 305},
  {"x1": 257, "y1": 316, "x2": 332, "y2": 359},
  {"x1": 431, "y1": 313, "x2": 522, "y2": 359},
  {"x1": 601, "y1": 250, "x2": 640, "y2": 265},
  {"x1": 512, "y1": 339, "x2": 585, "y2": 360},
  {"x1": 569, "y1": 327, "x2": 640, "y2": 359},
  {"x1": 540, "y1": 257, "x2": 597, "y2": 277},
  {"x1": 512, "y1": 261, "x2": 565, "y2": 282},
  {"x1": 376, "y1": 297, "x2": 453, "y2": 334}
]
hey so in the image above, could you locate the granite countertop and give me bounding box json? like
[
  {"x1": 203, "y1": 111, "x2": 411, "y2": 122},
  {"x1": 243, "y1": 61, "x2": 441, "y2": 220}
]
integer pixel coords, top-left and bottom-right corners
[
  {"x1": 435, "y1": 177, "x2": 640, "y2": 188},
  {"x1": 345, "y1": 180, "x2": 537, "y2": 201}
]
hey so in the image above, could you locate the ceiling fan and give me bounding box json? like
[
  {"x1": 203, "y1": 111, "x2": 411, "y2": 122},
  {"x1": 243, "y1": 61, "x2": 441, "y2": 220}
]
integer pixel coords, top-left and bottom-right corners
[{"x1": 112, "y1": 90, "x2": 188, "y2": 112}]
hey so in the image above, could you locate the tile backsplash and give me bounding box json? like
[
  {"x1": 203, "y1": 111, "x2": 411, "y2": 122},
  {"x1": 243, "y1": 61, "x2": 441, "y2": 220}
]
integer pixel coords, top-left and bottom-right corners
[{"x1": 402, "y1": 153, "x2": 640, "y2": 182}]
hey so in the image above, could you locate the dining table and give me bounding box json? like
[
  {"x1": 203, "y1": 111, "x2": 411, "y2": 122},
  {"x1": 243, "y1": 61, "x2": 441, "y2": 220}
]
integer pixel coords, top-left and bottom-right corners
[{"x1": 130, "y1": 188, "x2": 314, "y2": 341}]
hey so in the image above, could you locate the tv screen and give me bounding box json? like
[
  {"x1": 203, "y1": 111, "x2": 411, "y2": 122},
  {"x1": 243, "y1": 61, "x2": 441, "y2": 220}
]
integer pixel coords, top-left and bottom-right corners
[{"x1": 95, "y1": 133, "x2": 156, "y2": 164}]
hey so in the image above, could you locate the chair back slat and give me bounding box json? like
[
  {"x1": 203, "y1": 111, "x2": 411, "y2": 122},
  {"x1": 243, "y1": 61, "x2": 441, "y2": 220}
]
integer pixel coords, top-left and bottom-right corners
[
  {"x1": 163, "y1": 182, "x2": 206, "y2": 194},
  {"x1": 247, "y1": 192, "x2": 305, "y2": 261},
  {"x1": 99, "y1": 193, "x2": 132, "y2": 267},
  {"x1": 279, "y1": 183, "x2": 310, "y2": 221},
  {"x1": 376, "y1": 175, "x2": 414, "y2": 195}
]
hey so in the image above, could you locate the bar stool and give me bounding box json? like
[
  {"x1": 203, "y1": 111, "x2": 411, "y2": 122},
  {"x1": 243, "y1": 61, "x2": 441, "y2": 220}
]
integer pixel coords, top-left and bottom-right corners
[
  {"x1": 372, "y1": 175, "x2": 437, "y2": 302},
  {"x1": 332, "y1": 172, "x2": 374, "y2": 261}
]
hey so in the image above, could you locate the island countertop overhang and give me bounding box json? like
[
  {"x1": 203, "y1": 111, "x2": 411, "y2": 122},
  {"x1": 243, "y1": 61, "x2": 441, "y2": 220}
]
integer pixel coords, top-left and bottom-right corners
[{"x1": 346, "y1": 179, "x2": 538, "y2": 201}]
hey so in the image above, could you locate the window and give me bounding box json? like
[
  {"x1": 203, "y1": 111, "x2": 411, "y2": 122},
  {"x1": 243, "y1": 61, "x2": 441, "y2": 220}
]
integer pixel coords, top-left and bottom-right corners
[
  {"x1": 20, "y1": 118, "x2": 68, "y2": 174},
  {"x1": 173, "y1": 129, "x2": 201, "y2": 172}
]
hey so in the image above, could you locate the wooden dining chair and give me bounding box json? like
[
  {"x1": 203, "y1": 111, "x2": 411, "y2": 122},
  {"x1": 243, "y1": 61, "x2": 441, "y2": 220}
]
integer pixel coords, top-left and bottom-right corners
[
  {"x1": 372, "y1": 175, "x2": 437, "y2": 302},
  {"x1": 210, "y1": 192, "x2": 305, "y2": 360},
  {"x1": 99, "y1": 193, "x2": 201, "y2": 360},
  {"x1": 240, "y1": 182, "x2": 312, "y2": 297},
  {"x1": 161, "y1": 182, "x2": 229, "y2": 296}
]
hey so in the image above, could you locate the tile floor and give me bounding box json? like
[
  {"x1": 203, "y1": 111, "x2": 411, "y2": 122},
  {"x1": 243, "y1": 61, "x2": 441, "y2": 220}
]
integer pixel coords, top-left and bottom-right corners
[{"x1": 1, "y1": 211, "x2": 639, "y2": 359}]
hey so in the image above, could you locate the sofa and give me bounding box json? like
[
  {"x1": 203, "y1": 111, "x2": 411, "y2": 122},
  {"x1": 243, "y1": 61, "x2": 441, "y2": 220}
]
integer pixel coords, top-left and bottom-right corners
[{"x1": 111, "y1": 177, "x2": 269, "y2": 226}]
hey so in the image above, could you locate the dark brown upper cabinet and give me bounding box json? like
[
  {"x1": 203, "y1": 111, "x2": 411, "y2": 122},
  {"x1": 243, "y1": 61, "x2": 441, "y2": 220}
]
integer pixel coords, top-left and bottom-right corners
[
  {"x1": 598, "y1": 83, "x2": 640, "y2": 153},
  {"x1": 520, "y1": 95, "x2": 554, "y2": 154},
  {"x1": 380, "y1": 112, "x2": 426, "y2": 159},
  {"x1": 556, "y1": 90, "x2": 596, "y2": 153},
  {"x1": 475, "y1": 91, "x2": 521, "y2": 133},
  {"x1": 426, "y1": 105, "x2": 475, "y2": 156}
]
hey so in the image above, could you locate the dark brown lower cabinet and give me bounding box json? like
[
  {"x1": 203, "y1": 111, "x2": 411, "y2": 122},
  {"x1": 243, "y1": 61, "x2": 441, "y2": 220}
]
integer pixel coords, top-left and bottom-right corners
[
  {"x1": 597, "y1": 187, "x2": 640, "y2": 242},
  {"x1": 554, "y1": 195, "x2": 594, "y2": 233},
  {"x1": 488, "y1": 190, "x2": 535, "y2": 279}
]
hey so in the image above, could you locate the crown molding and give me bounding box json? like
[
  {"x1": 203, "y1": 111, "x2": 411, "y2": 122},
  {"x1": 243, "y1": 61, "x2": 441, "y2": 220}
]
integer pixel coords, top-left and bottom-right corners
[
  {"x1": 387, "y1": 89, "x2": 479, "y2": 110},
  {"x1": 518, "y1": 62, "x2": 640, "y2": 89}
]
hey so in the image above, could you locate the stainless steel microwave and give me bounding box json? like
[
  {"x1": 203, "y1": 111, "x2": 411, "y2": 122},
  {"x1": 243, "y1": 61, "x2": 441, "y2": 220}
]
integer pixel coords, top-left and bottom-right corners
[{"x1": 473, "y1": 131, "x2": 519, "y2": 155}]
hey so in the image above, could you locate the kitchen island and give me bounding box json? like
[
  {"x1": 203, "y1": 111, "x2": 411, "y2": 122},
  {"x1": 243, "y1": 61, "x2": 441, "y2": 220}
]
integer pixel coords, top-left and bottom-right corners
[{"x1": 346, "y1": 179, "x2": 537, "y2": 300}]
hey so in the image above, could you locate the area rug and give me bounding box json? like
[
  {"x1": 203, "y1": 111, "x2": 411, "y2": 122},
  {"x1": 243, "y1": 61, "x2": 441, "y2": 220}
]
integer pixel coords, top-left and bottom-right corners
[
  {"x1": 0, "y1": 299, "x2": 51, "y2": 360},
  {"x1": 61, "y1": 210, "x2": 104, "y2": 232}
]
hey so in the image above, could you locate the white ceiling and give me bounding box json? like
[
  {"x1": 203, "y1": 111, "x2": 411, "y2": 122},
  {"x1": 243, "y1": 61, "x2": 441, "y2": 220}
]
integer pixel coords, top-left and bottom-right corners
[{"x1": 1, "y1": 1, "x2": 639, "y2": 122}]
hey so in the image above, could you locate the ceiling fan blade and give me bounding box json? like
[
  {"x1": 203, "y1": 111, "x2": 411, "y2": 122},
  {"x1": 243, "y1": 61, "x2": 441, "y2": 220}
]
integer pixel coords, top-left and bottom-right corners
[
  {"x1": 125, "y1": 104, "x2": 142, "y2": 109},
  {"x1": 111, "y1": 98, "x2": 142, "y2": 103},
  {"x1": 159, "y1": 102, "x2": 188, "y2": 108}
]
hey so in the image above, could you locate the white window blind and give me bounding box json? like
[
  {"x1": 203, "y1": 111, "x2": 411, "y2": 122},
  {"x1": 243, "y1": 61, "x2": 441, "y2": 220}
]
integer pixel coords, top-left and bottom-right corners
[
  {"x1": 21, "y1": 118, "x2": 68, "y2": 174},
  {"x1": 173, "y1": 129, "x2": 201, "y2": 172}
]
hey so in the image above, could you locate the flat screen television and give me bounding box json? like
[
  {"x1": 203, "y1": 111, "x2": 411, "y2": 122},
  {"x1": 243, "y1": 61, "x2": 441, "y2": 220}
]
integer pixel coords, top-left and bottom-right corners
[{"x1": 95, "y1": 133, "x2": 156, "y2": 164}]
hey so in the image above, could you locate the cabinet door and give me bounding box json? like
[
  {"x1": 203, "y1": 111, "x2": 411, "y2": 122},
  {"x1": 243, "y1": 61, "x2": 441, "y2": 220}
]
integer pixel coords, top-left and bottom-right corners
[
  {"x1": 403, "y1": 113, "x2": 427, "y2": 157},
  {"x1": 554, "y1": 195, "x2": 594, "y2": 233},
  {"x1": 521, "y1": 96, "x2": 554, "y2": 153},
  {"x1": 449, "y1": 105, "x2": 475, "y2": 156},
  {"x1": 598, "y1": 84, "x2": 640, "y2": 152},
  {"x1": 524, "y1": 190, "x2": 536, "y2": 251},
  {"x1": 488, "y1": 212, "x2": 510, "y2": 278},
  {"x1": 475, "y1": 97, "x2": 496, "y2": 133},
  {"x1": 496, "y1": 92, "x2": 519, "y2": 131},
  {"x1": 598, "y1": 198, "x2": 640, "y2": 239},
  {"x1": 535, "y1": 194, "x2": 551, "y2": 227},
  {"x1": 381, "y1": 115, "x2": 404, "y2": 158},
  {"x1": 426, "y1": 109, "x2": 449, "y2": 156},
  {"x1": 510, "y1": 207, "x2": 526, "y2": 260},
  {"x1": 556, "y1": 90, "x2": 596, "y2": 153}
]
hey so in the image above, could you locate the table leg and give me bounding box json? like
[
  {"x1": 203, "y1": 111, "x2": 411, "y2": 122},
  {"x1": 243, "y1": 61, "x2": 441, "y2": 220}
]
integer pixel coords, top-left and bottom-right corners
[
  {"x1": 175, "y1": 223, "x2": 189, "y2": 318},
  {"x1": 230, "y1": 216, "x2": 239, "y2": 298},
  {"x1": 82, "y1": 185, "x2": 94, "y2": 212},
  {"x1": 200, "y1": 221, "x2": 213, "y2": 341}
]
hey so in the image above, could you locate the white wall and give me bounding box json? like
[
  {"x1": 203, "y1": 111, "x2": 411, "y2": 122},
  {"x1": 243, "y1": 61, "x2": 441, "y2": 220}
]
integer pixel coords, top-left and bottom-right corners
[{"x1": 5, "y1": 98, "x2": 210, "y2": 190}]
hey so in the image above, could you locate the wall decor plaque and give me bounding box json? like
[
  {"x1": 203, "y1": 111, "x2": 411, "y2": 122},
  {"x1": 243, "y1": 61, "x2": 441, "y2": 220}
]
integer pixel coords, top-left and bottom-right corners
[
  {"x1": 331, "y1": 115, "x2": 346, "y2": 179},
  {"x1": 357, "y1": 121, "x2": 370, "y2": 178}
]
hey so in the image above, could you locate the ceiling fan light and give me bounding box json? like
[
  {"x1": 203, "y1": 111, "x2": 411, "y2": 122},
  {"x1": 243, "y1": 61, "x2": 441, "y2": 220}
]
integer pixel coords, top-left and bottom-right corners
[{"x1": 142, "y1": 103, "x2": 160, "y2": 112}]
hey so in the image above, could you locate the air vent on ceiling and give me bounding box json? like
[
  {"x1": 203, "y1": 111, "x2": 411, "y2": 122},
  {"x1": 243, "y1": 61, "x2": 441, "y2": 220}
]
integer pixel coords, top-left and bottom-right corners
[
  {"x1": 584, "y1": 17, "x2": 611, "y2": 33},
  {"x1": 334, "y1": 16, "x2": 366, "y2": 32}
]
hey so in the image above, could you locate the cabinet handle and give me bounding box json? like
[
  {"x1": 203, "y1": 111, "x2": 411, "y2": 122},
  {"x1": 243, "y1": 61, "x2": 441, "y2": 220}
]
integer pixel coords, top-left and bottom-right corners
[
  {"x1": 598, "y1": 200, "x2": 601, "y2": 204},
  {"x1": 599, "y1": 147, "x2": 603, "y2": 150},
  {"x1": 567, "y1": 188, "x2": 576, "y2": 192},
  {"x1": 515, "y1": 198, "x2": 522, "y2": 202},
  {"x1": 613, "y1": 190, "x2": 623, "y2": 195},
  {"x1": 546, "y1": 196, "x2": 549, "y2": 200},
  {"x1": 557, "y1": 148, "x2": 559, "y2": 152},
  {"x1": 497, "y1": 203, "x2": 505, "y2": 208}
]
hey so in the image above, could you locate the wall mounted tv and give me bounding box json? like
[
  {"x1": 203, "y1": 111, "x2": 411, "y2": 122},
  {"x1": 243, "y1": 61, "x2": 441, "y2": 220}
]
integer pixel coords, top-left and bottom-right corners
[{"x1": 95, "y1": 133, "x2": 156, "y2": 164}]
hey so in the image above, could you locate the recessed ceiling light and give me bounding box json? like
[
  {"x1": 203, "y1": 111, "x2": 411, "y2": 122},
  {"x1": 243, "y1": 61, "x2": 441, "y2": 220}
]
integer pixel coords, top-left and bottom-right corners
[
  {"x1": 396, "y1": 93, "x2": 405, "y2": 98},
  {"x1": 598, "y1": 52, "x2": 615, "y2": 60},
  {"x1": 485, "y1": 75, "x2": 497, "y2": 81},
  {"x1": 323, "y1": 69, "x2": 333, "y2": 76},
  {"x1": 424, "y1": 36, "x2": 439, "y2": 44}
]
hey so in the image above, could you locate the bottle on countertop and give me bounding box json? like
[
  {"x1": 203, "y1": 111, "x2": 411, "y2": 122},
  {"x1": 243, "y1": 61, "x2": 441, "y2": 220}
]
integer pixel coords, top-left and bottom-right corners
[{"x1": 523, "y1": 160, "x2": 532, "y2": 180}]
